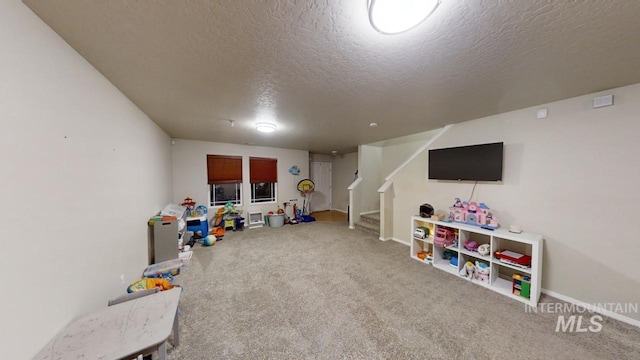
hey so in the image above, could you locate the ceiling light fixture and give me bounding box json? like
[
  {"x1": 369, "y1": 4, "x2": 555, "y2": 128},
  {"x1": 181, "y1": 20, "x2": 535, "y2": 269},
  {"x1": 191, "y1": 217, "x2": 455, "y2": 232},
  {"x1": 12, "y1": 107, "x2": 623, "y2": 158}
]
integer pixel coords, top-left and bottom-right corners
[
  {"x1": 256, "y1": 122, "x2": 276, "y2": 133},
  {"x1": 369, "y1": 122, "x2": 378, "y2": 128},
  {"x1": 368, "y1": 0, "x2": 440, "y2": 35}
]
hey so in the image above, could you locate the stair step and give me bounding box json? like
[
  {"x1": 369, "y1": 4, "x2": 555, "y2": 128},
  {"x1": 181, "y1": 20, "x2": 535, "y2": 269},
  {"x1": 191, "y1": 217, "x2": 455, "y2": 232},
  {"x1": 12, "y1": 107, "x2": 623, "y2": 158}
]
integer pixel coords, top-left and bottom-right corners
[
  {"x1": 360, "y1": 212, "x2": 380, "y2": 225},
  {"x1": 360, "y1": 211, "x2": 380, "y2": 222},
  {"x1": 355, "y1": 220, "x2": 379, "y2": 236}
]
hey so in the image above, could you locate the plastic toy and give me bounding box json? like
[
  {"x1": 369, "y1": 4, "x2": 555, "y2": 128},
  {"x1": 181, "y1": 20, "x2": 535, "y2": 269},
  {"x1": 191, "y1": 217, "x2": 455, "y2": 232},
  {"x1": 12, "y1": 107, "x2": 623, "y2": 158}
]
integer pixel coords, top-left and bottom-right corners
[
  {"x1": 195, "y1": 204, "x2": 207, "y2": 217},
  {"x1": 128, "y1": 277, "x2": 176, "y2": 293},
  {"x1": 464, "y1": 240, "x2": 479, "y2": 252},
  {"x1": 495, "y1": 249, "x2": 532, "y2": 268},
  {"x1": 450, "y1": 255, "x2": 458, "y2": 268},
  {"x1": 143, "y1": 259, "x2": 183, "y2": 278},
  {"x1": 218, "y1": 202, "x2": 243, "y2": 231},
  {"x1": 289, "y1": 204, "x2": 299, "y2": 224},
  {"x1": 414, "y1": 226, "x2": 429, "y2": 239},
  {"x1": 443, "y1": 250, "x2": 455, "y2": 260},
  {"x1": 512, "y1": 274, "x2": 531, "y2": 298},
  {"x1": 448, "y1": 199, "x2": 500, "y2": 229},
  {"x1": 459, "y1": 261, "x2": 475, "y2": 279},
  {"x1": 474, "y1": 261, "x2": 490, "y2": 283},
  {"x1": 417, "y1": 251, "x2": 432, "y2": 262},
  {"x1": 181, "y1": 197, "x2": 197, "y2": 217},
  {"x1": 297, "y1": 179, "x2": 315, "y2": 215},
  {"x1": 477, "y1": 243, "x2": 490, "y2": 256},
  {"x1": 288, "y1": 165, "x2": 300, "y2": 175},
  {"x1": 203, "y1": 235, "x2": 216, "y2": 246},
  {"x1": 434, "y1": 227, "x2": 456, "y2": 247}
]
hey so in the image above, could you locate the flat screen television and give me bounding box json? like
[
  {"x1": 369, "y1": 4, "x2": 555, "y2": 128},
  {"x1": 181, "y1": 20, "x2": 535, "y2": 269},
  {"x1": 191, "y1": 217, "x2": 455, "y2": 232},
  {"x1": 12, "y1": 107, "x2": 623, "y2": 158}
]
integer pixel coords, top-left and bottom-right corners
[{"x1": 428, "y1": 142, "x2": 503, "y2": 181}]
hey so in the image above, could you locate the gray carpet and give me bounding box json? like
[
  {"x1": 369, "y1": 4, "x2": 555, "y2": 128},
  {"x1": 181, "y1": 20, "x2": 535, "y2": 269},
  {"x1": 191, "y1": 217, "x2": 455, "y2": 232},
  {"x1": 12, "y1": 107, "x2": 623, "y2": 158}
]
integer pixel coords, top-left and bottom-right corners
[{"x1": 169, "y1": 221, "x2": 639, "y2": 359}]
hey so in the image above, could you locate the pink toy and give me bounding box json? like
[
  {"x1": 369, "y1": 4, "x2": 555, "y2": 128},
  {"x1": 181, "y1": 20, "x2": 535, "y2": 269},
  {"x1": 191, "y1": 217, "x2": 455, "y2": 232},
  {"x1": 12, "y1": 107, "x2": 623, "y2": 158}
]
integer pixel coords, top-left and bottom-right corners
[
  {"x1": 464, "y1": 240, "x2": 479, "y2": 252},
  {"x1": 449, "y1": 198, "x2": 499, "y2": 229},
  {"x1": 434, "y1": 227, "x2": 456, "y2": 247},
  {"x1": 474, "y1": 261, "x2": 490, "y2": 283}
]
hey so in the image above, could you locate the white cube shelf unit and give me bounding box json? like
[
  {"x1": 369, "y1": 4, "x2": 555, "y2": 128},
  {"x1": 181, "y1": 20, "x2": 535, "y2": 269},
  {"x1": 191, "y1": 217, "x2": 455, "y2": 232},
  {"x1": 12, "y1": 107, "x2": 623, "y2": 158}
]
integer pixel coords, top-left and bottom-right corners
[{"x1": 411, "y1": 216, "x2": 543, "y2": 306}]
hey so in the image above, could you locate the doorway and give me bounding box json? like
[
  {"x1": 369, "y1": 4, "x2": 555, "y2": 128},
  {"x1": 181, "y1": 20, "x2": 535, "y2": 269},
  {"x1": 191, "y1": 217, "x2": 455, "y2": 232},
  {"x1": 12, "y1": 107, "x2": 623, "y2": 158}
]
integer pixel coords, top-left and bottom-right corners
[{"x1": 310, "y1": 162, "x2": 332, "y2": 212}]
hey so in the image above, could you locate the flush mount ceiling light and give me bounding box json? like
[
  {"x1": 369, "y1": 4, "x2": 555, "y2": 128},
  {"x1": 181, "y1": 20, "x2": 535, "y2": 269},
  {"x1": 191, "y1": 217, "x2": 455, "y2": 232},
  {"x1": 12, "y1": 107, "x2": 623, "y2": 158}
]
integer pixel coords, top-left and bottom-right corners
[
  {"x1": 368, "y1": 0, "x2": 440, "y2": 35},
  {"x1": 256, "y1": 122, "x2": 276, "y2": 133}
]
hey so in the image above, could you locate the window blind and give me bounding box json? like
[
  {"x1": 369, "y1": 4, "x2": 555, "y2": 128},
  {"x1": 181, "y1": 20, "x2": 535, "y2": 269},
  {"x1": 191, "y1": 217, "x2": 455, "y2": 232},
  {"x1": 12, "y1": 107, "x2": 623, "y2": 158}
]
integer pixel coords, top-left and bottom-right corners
[
  {"x1": 249, "y1": 157, "x2": 277, "y2": 183},
  {"x1": 207, "y1": 155, "x2": 242, "y2": 184}
]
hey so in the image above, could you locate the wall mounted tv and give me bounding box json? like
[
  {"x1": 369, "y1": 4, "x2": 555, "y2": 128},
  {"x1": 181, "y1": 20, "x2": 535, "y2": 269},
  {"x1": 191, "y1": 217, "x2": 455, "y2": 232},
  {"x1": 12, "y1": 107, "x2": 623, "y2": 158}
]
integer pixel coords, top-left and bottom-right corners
[{"x1": 428, "y1": 142, "x2": 504, "y2": 181}]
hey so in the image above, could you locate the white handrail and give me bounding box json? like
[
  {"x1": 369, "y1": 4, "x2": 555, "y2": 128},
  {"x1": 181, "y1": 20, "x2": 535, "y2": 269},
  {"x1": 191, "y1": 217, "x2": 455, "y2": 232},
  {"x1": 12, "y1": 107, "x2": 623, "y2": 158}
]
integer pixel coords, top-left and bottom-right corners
[
  {"x1": 377, "y1": 180, "x2": 392, "y2": 193},
  {"x1": 347, "y1": 177, "x2": 363, "y2": 190}
]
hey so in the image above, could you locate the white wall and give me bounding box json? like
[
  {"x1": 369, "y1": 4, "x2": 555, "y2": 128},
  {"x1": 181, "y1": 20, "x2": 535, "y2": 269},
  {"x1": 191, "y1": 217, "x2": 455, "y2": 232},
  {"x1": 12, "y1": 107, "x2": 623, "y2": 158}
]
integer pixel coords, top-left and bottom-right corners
[
  {"x1": 309, "y1": 153, "x2": 334, "y2": 163},
  {"x1": 358, "y1": 145, "x2": 383, "y2": 213},
  {"x1": 391, "y1": 83, "x2": 640, "y2": 321},
  {"x1": 171, "y1": 139, "x2": 309, "y2": 221},
  {"x1": 332, "y1": 152, "x2": 358, "y2": 212},
  {"x1": 0, "y1": 2, "x2": 173, "y2": 359},
  {"x1": 378, "y1": 129, "x2": 441, "y2": 180},
  {"x1": 308, "y1": 152, "x2": 361, "y2": 215},
  {"x1": 381, "y1": 140, "x2": 425, "y2": 178}
]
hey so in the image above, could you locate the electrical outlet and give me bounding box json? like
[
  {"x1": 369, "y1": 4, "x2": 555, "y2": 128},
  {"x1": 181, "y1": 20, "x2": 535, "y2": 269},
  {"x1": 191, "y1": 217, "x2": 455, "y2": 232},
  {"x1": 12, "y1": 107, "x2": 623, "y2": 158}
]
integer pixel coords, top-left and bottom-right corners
[{"x1": 120, "y1": 274, "x2": 125, "y2": 284}]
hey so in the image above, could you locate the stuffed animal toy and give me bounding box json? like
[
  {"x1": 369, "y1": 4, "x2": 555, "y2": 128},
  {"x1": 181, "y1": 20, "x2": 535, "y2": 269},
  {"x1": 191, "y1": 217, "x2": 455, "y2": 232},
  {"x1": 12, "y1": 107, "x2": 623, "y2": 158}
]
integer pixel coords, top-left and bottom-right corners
[
  {"x1": 459, "y1": 261, "x2": 475, "y2": 279},
  {"x1": 474, "y1": 261, "x2": 490, "y2": 283}
]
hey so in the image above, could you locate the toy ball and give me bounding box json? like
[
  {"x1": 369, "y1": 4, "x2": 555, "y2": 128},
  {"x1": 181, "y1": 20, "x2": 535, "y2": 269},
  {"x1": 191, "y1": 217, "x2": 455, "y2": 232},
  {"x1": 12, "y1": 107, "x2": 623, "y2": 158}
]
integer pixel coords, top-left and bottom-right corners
[{"x1": 203, "y1": 235, "x2": 216, "y2": 246}]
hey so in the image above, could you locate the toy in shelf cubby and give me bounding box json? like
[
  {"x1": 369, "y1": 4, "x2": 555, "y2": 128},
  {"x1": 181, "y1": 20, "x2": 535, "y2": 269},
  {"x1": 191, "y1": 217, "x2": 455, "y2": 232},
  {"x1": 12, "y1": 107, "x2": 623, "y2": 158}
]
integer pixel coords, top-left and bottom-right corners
[
  {"x1": 512, "y1": 274, "x2": 531, "y2": 298},
  {"x1": 410, "y1": 215, "x2": 543, "y2": 306}
]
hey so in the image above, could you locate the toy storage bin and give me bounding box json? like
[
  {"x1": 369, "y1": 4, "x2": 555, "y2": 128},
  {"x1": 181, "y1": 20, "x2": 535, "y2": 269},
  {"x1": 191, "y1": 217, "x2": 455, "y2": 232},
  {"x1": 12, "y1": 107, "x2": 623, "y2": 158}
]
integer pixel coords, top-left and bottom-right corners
[
  {"x1": 268, "y1": 214, "x2": 285, "y2": 228},
  {"x1": 143, "y1": 258, "x2": 184, "y2": 278}
]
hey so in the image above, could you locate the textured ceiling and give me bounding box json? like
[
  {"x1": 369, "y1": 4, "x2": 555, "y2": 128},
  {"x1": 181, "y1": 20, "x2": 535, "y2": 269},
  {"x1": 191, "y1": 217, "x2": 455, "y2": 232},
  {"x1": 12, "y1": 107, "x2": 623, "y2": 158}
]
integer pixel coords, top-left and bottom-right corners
[{"x1": 23, "y1": 0, "x2": 640, "y2": 154}]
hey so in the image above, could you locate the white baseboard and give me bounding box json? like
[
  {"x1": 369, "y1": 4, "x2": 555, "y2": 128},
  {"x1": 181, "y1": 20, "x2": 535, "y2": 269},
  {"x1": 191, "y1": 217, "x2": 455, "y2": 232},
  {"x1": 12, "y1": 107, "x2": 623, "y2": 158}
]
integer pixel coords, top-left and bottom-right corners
[
  {"x1": 379, "y1": 237, "x2": 391, "y2": 241},
  {"x1": 541, "y1": 288, "x2": 640, "y2": 329},
  {"x1": 390, "y1": 238, "x2": 410, "y2": 246},
  {"x1": 360, "y1": 210, "x2": 380, "y2": 215},
  {"x1": 332, "y1": 208, "x2": 348, "y2": 214}
]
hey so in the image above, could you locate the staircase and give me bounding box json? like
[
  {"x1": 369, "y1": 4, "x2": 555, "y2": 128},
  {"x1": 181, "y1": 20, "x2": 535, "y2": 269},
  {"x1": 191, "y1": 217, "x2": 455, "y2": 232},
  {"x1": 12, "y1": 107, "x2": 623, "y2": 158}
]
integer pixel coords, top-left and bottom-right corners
[{"x1": 355, "y1": 211, "x2": 380, "y2": 237}]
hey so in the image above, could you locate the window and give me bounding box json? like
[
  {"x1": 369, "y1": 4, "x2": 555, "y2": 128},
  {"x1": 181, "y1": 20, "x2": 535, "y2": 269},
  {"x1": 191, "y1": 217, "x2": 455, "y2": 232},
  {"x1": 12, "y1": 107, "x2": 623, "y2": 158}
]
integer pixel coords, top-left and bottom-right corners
[
  {"x1": 250, "y1": 157, "x2": 277, "y2": 204},
  {"x1": 211, "y1": 183, "x2": 242, "y2": 206},
  {"x1": 251, "y1": 182, "x2": 276, "y2": 203},
  {"x1": 207, "y1": 155, "x2": 242, "y2": 206}
]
